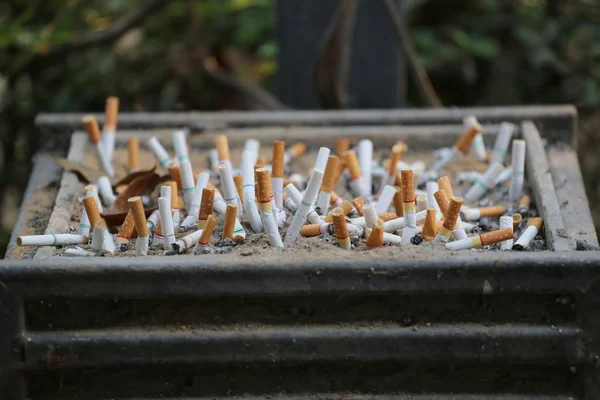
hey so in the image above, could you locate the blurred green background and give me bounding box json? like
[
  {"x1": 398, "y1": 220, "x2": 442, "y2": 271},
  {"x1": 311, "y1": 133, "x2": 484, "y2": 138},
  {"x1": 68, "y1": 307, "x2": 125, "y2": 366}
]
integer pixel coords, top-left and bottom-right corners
[{"x1": 1, "y1": 0, "x2": 600, "y2": 255}]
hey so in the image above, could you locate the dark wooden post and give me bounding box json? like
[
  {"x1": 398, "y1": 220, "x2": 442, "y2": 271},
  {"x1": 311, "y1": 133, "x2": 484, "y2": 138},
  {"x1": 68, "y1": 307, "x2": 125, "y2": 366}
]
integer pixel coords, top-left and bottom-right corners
[{"x1": 276, "y1": 0, "x2": 404, "y2": 109}]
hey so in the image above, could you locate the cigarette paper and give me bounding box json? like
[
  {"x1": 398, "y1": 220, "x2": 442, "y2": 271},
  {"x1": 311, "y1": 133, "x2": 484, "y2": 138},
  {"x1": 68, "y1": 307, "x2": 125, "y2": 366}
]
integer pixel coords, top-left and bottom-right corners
[
  {"x1": 416, "y1": 194, "x2": 429, "y2": 213},
  {"x1": 181, "y1": 172, "x2": 210, "y2": 228},
  {"x1": 215, "y1": 135, "x2": 231, "y2": 165},
  {"x1": 324, "y1": 200, "x2": 353, "y2": 223},
  {"x1": 127, "y1": 137, "x2": 140, "y2": 173},
  {"x1": 167, "y1": 161, "x2": 184, "y2": 192},
  {"x1": 465, "y1": 163, "x2": 504, "y2": 202},
  {"x1": 102, "y1": 97, "x2": 119, "y2": 161},
  {"x1": 97, "y1": 176, "x2": 116, "y2": 208},
  {"x1": 426, "y1": 181, "x2": 441, "y2": 220},
  {"x1": 512, "y1": 213, "x2": 522, "y2": 231},
  {"x1": 198, "y1": 188, "x2": 215, "y2": 229},
  {"x1": 330, "y1": 191, "x2": 343, "y2": 207},
  {"x1": 146, "y1": 209, "x2": 159, "y2": 245},
  {"x1": 146, "y1": 136, "x2": 172, "y2": 173},
  {"x1": 284, "y1": 168, "x2": 324, "y2": 243},
  {"x1": 158, "y1": 196, "x2": 176, "y2": 251},
  {"x1": 172, "y1": 229, "x2": 203, "y2": 253},
  {"x1": 509, "y1": 139, "x2": 526, "y2": 202},
  {"x1": 490, "y1": 122, "x2": 515, "y2": 165},
  {"x1": 422, "y1": 208, "x2": 438, "y2": 242},
  {"x1": 352, "y1": 196, "x2": 365, "y2": 217},
  {"x1": 195, "y1": 215, "x2": 217, "y2": 249},
  {"x1": 91, "y1": 220, "x2": 108, "y2": 254},
  {"x1": 332, "y1": 207, "x2": 351, "y2": 249},
  {"x1": 243, "y1": 139, "x2": 260, "y2": 165},
  {"x1": 464, "y1": 116, "x2": 487, "y2": 161},
  {"x1": 179, "y1": 159, "x2": 196, "y2": 211},
  {"x1": 241, "y1": 150, "x2": 263, "y2": 233},
  {"x1": 17, "y1": 234, "x2": 88, "y2": 247},
  {"x1": 446, "y1": 227, "x2": 514, "y2": 251},
  {"x1": 209, "y1": 149, "x2": 220, "y2": 171},
  {"x1": 315, "y1": 147, "x2": 331, "y2": 172},
  {"x1": 284, "y1": 194, "x2": 297, "y2": 212},
  {"x1": 301, "y1": 223, "x2": 331, "y2": 237},
  {"x1": 116, "y1": 208, "x2": 136, "y2": 244},
  {"x1": 363, "y1": 204, "x2": 378, "y2": 229},
  {"x1": 493, "y1": 166, "x2": 512, "y2": 186},
  {"x1": 375, "y1": 185, "x2": 396, "y2": 214},
  {"x1": 256, "y1": 168, "x2": 284, "y2": 247},
  {"x1": 209, "y1": 183, "x2": 227, "y2": 215},
  {"x1": 78, "y1": 187, "x2": 96, "y2": 237},
  {"x1": 512, "y1": 217, "x2": 543, "y2": 251},
  {"x1": 284, "y1": 143, "x2": 306, "y2": 165},
  {"x1": 83, "y1": 115, "x2": 115, "y2": 178},
  {"x1": 433, "y1": 196, "x2": 463, "y2": 244},
  {"x1": 518, "y1": 195, "x2": 531, "y2": 215},
  {"x1": 499, "y1": 215, "x2": 514, "y2": 250},
  {"x1": 165, "y1": 181, "x2": 181, "y2": 229},
  {"x1": 345, "y1": 150, "x2": 370, "y2": 200},
  {"x1": 172, "y1": 129, "x2": 190, "y2": 164},
  {"x1": 365, "y1": 219, "x2": 384, "y2": 248},
  {"x1": 285, "y1": 183, "x2": 324, "y2": 225},
  {"x1": 457, "y1": 171, "x2": 483, "y2": 184},
  {"x1": 393, "y1": 186, "x2": 403, "y2": 217},
  {"x1": 272, "y1": 141, "x2": 285, "y2": 210},
  {"x1": 316, "y1": 155, "x2": 339, "y2": 216},
  {"x1": 461, "y1": 205, "x2": 506, "y2": 221},
  {"x1": 83, "y1": 196, "x2": 102, "y2": 231},
  {"x1": 357, "y1": 140, "x2": 373, "y2": 198},
  {"x1": 219, "y1": 163, "x2": 242, "y2": 218},
  {"x1": 382, "y1": 209, "x2": 428, "y2": 233},
  {"x1": 222, "y1": 204, "x2": 238, "y2": 240},
  {"x1": 64, "y1": 247, "x2": 96, "y2": 257}
]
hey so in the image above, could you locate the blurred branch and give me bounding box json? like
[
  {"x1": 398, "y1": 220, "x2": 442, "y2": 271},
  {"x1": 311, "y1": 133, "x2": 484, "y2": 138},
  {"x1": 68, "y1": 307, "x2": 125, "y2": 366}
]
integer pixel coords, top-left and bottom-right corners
[
  {"x1": 379, "y1": 0, "x2": 443, "y2": 107},
  {"x1": 8, "y1": 0, "x2": 172, "y2": 82}
]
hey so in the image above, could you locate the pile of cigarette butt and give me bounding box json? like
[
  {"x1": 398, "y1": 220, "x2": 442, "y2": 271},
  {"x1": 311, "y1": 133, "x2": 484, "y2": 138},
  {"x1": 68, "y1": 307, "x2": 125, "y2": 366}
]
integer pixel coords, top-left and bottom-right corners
[{"x1": 17, "y1": 99, "x2": 545, "y2": 257}]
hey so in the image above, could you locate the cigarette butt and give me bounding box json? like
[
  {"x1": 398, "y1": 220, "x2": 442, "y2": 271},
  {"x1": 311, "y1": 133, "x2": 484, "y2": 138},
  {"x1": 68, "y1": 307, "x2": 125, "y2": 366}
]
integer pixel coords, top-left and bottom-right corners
[
  {"x1": 82, "y1": 115, "x2": 101, "y2": 144},
  {"x1": 455, "y1": 121, "x2": 482, "y2": 153},
  {"x1": 197, "y1": 214, "x2": 217, "y2": 246},
  {"x1": 128, "y1": 137, "x2": 140, "y2": 172},
  {"x1": 480, "y1": 227, "x2": 514, "y2": 246},
  {"x1": 519, "y1": 195, "x2": 531, "y2": 210},
  {"x1": 198, "y1": 188, "x2": 215, "y2": 228},
  {"x1": 393, "y1": 186, "x2": 404, "y2": 217},
  {"x1": 378, "y1": 212, "x2": 397, "y2": 222},
  {"x1": 165, "y1": 181, "x2": 179, "y2": 208},
  {"x1": 117, "y1": 207, "x2": 137, "y2": 242},
  {"x1": 255, "y1": 167, "x2": 273, "y2": 203},
  {"x1": 434, "y1": 190, "x2": 450, "y2": 217},
  {"x1": 215, "y1": 135, "x2": 230, "y2": 164},
  {"x1": 479, "y1": 205, "x2": 506, "y2": 218},
  {"x1": 366, "y1": 219, "x2": 385, "y2": 248},
  {"x1": 233, "y1": 175, "x2": 244, "y2": 206},
  {"x1": 301, "y1": 223, "x2": 329, "y2": 237},
  {"x1": 222, "y1": 204, "x2": 238, "y2": 240},
  {"x1": 336, "y1": 139, "x2": 350, "y2": 156},
  {"x1": 437, "y1": 176, "x2": 454, "y2": 198},
  {"x1": 329, "y1": 191, "x2": 341, "y2": 206},
  {"x1": 255, "y1": 157, "x2": 267, "y2": 168},
  {"x1": 128, "y1": 196, "x2": 149, "y2": 237},
  {"x1": 512, "y1": 213, "x2": 522, "y2": 231},
  {"x1": 324, "y1": 200, "x2": 353, "y2": 222},
  {"x1": 388, "y1": 143, "x2": 407, "y2": 176},
  {"x1": 352, "y1": 196, "x2": 365, "y2": 216},
  {"x1": 401, "y1": 169, "x2": 415, "y2": 202},
  {"x1": 422, "y1": 208, "x2": 438, "y2": 242},
  {"x1": 345, "y1": 150, "x2": 361, "y2": 180},
  {"x1": 272, "y1": 141, "x2": 285, "y2": 178},
  {"x1": 288, "y1": 143, "x2": 306, "y2": 159},
  {"x1": 104, "y1": 96, "x2": 119, "y2": 132},
  {"x1": 443, "y1": 196, "x2": 463, "y2": 231},
  {"x1": 321, "y1": 155, "x2": 339, "y2": 193},
  {"x1": 332, "y1": 207, "x2": 350, "y2": 249},
  {"x1": 167, "y1": 162, "x2": 183, "y2": 191},
  {"x1": 528, "y1": 217, "x2": 543, "y2": 230},
  {"x1": 83, "y1": 196, "x2": 101, "y2": 231}
]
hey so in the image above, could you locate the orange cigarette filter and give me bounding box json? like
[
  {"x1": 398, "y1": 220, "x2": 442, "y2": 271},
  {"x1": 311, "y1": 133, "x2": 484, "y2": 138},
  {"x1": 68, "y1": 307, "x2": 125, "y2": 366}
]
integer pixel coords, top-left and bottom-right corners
[
  {"x1": 434, "y1": 190, "x2": 450, "y2": 217},
  {"x1": 324, "y1": 200, "x2": 353, "y2": 223},
  {"x1": 128, "y1": 137, "x2": 140, "y2": 171},
  {"x1": 165, "y1": 181, "x2": 181, "y2": 209},
  {"x1": 198, "y1": 214, "x2": 217, "y2": 246},
  {"x1": 480, "y1": 227, "x2": 514, "y2": 246},
  {"x1": 401, "y1": 169, "x2": 415, "y2": 203},
  {"x1": 198, "y1": 188, "x2": 215, "y2": 228},
  {"x1": 378, "y1": 212, "x2": 397, "y2": 222},
  {"x1": 321, "y1": 155, "x2": 339, "y2": 193},
  {"x1": 301, "y1": 223, "x2": 328, "y2": 237},
  {"x1": 82, "y1": 115, "x2": 101, "y2": 144},
  {"x1": 388, "y1": 143, "x2": 407, "y2": 176},
  {"x1": 422, "y1": 208, "x2": 438, "y2": 242},
  {"x1": 128, "y1": 196, "x2": 149, "y2": 237},
  {"x1": 117, "y1": 208, "x2": 137, "y2": 242},
  {"x1": 519, "y1": 195, "x2": 531, "y2": 210},
  {"x1": 365, "y1": 219, "x2": 385, "y2": 248},
  {"x1": 336, "y1": 139, "x2": 350, "y2": 156},
  {"x1": 215, "y1": 135, "x2": 230, "y2": 163},
  {"x1": 288, "y1": 143, "x2": 306, "y2": 159},
  {"x1": 512, "y1": 213, "x2": 522, "y2": 231},
  {"x1": 479, "y1": 205, "x2": 506, "y2": 218},
  {"x1": 437, "y1": 176, "x2": 454, "y2": 198},
  {"x1": 331, "y1": 207, "x2": 349, "y2": 240},
  {"x1": 455, "y1": 121, "x2": 482, "y2": 154},
  {"x1": 352, "y1": 196, "x2": 365, "y2": 216},
  {"x1": 255, "y1": 157, "x2": 267, "y2": 168},
  {"x1": 222, "y1": 204, "x2": 238, "y2": 240},
  {"x1": 393, "y1": 186, "x2": 404, "y2": 217},
  {"x1": 329, "y1": 191, "x2": 340, "y2": 206},
  {"x1": 233, "y1": 175, "x2": 244, "y2": 206},
  {"x1": 272, "y1": 141, "x2": 285, "y2": 178},
  {"x1": 104, "y1": 96, "x2": 119, "y2": 132},
  {"x1": 167, "y1": 162, "x2": 183, "y2": 191},
  {"x1": 528, "y1": 217, "x2": 543, "y2": 230},
  {"x1": 255, "y1": 168, "x2": 274, "y2": 204},
  {"x1": 443, "y1": 196, "x2": 463, "y2": 231},
  {"x1": 83, "y1": 196, "x2": 102, "y2": 231},
  {"x1": 345, "y1": 150, "x2": 362, "y2": 180}
]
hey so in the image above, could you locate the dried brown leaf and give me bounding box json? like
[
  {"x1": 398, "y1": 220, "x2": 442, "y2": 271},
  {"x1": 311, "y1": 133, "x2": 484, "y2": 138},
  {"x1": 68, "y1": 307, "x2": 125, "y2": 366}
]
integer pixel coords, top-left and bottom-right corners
[{"x1": 109, "y1": 172, "x2": 162, "y2": 212}]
